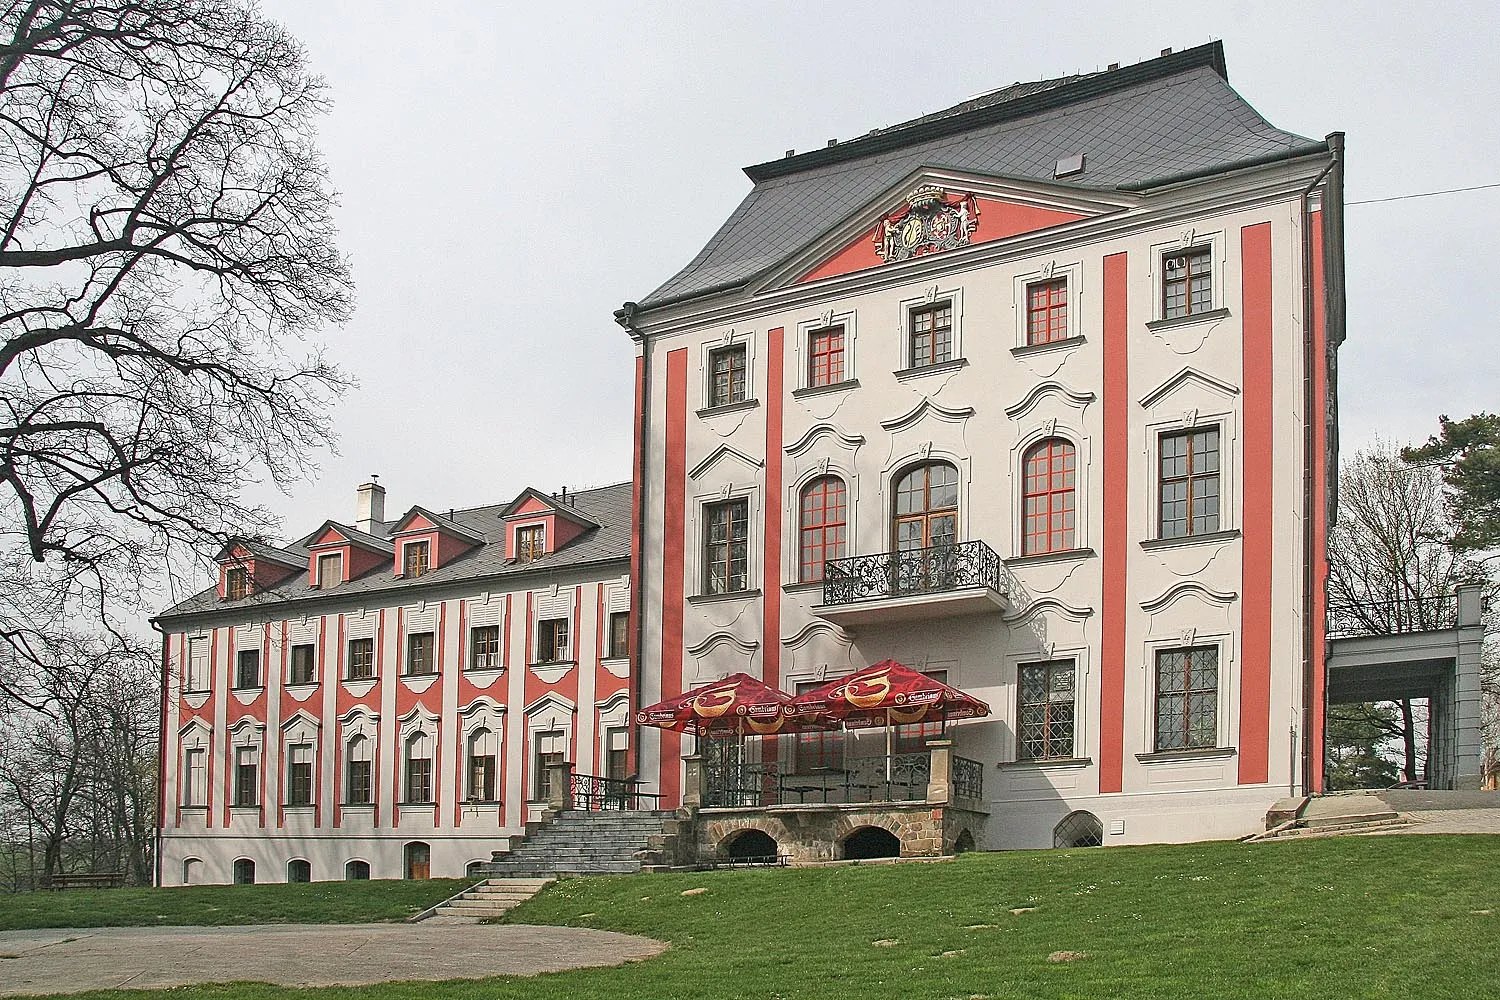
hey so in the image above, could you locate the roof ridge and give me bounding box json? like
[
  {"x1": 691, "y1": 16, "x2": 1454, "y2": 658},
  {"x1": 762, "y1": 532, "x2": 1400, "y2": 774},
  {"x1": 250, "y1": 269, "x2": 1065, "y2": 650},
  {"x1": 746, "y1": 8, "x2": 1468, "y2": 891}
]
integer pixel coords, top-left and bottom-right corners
[{"x1": 743, "y1": 42, "x2": 1226, "y2": 183}]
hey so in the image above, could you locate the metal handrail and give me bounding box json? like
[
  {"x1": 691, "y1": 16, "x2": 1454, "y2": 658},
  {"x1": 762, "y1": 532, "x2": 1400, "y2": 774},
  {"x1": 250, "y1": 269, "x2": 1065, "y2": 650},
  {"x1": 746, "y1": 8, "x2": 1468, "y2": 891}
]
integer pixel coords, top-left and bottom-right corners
[
  {"x1": 822, "y1": 539, "x2": 1005, "y2": 607},
  {"x1": 569, "y1": 772, "x2": 661, "y2": 811}
]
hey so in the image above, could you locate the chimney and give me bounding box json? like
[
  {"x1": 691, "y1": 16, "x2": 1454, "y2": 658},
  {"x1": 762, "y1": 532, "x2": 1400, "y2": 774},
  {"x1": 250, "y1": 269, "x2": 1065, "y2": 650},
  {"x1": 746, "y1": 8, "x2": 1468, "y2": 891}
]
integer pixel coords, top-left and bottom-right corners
[{"x1": 356, "y1": 478, "x2": 385, "y2": 534}]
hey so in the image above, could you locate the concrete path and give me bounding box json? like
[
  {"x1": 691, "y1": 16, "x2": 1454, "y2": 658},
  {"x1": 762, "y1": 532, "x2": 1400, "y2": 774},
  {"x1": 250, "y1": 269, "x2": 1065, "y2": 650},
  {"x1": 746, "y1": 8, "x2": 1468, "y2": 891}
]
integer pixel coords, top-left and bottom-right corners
[{"x1": 0, "y1": 923, "x2": 666, "y2": 996}]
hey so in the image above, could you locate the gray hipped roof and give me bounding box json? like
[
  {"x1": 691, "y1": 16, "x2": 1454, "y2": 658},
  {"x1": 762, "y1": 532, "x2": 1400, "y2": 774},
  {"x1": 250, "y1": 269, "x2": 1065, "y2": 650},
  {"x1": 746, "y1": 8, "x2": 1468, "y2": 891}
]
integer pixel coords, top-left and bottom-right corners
[
  {"x1": 638, "y1": 43, "x2": 1323, "y2": 310},
  {"x1": 158, "y1": 482, "x2": 632, "y2": 622}
]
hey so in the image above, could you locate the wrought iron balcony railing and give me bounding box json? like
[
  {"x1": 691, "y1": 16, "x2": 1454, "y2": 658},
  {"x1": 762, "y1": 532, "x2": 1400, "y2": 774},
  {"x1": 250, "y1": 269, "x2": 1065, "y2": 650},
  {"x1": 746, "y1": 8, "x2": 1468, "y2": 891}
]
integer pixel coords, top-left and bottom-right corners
[{"x1": 821, "y1": 540, "x2": 1005, "y2": 607}]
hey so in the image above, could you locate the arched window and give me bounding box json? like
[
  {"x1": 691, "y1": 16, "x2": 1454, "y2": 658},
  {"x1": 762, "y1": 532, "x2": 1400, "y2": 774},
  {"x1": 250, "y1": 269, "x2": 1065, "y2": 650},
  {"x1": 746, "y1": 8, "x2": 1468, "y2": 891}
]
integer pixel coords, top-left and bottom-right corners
[
  {"x1": 1022, "y1": 438, "x2": 1076, "y2": 555},
  {"x1": 893, "y1": 462, "x2": 959, "y2": 550},
  {"x1": 344, "y1": 859, "x2": 370, "y2": 880},
  {"x1": 232, "y1": 858, "x2": 255, "y2": 884},
  {"x1": 346, "y1": 734, "x2": 373, "y2": 805},
  {"x1": 1053, "y1": 810, "x2": 1104, "y2": 848},
  {"x1": 404, "y1": 733, "x2": 433, "y2": 804},
  {"x1": 287, "y1": 859, "x2": 311, "y2": 883},
  {"x1": 467, "y1": 727, "x2": 498, "y2": 802},
  {"x1": 892, "y1": 462, "x2": 959, "y2": 592},
  {"x1": 798, "y1": 475, "x2": 848, "y2": 582}
]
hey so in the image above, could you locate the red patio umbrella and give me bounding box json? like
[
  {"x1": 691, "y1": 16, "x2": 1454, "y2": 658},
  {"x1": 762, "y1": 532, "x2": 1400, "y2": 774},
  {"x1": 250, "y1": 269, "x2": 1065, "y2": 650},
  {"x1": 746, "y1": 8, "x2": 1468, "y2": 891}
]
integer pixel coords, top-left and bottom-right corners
[
  {"x1": 635, "y1": 672, "x2": 813, "y2": 737},
  {"x1": 785, "y1": 659, "x2": 990, "y2": 729}
]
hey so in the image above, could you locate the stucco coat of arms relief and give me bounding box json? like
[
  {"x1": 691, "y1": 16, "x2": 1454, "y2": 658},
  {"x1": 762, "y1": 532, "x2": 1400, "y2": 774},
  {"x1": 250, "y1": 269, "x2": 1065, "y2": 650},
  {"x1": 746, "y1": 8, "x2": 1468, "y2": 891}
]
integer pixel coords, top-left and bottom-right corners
[{"x1": 872, "y1": 185, "x2": 980, "y2": 263}]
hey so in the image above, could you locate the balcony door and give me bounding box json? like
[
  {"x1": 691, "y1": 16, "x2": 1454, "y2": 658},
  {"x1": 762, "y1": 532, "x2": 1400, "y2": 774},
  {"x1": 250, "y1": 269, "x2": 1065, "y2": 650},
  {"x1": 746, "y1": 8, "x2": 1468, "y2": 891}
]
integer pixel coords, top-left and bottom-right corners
[{"x1": 892, "y1": 462, "x2": 959, "y2": 592}]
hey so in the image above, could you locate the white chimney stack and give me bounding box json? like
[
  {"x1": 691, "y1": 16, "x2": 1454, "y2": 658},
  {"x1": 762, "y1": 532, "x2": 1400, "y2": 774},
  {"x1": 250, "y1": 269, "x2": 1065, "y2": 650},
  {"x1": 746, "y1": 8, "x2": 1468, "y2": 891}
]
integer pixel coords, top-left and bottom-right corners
[{"x1": 356, "y1": 478, "x2": 385, "y2": 534}]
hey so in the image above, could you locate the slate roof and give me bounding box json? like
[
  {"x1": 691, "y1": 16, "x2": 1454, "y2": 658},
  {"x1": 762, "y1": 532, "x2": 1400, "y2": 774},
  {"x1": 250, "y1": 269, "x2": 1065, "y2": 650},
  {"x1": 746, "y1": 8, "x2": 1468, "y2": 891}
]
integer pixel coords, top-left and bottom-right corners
[
  {"x1": 215, "y1": 537, "x2": 305, "y2": 570},
  {"x1": 299, "y1": 519, "x2": 396, "y2": 554},
  {"x1": 158, "y1": 481, "x2": 632, "y2": 622},
  {"x1": 637, "y1": 43, "x2": 1325, "y2": 310}
]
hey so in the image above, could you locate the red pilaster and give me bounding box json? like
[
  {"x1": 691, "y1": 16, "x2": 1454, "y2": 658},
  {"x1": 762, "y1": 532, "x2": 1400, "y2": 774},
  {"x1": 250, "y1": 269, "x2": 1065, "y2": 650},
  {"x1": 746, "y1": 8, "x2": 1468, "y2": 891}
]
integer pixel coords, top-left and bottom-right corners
[
  {"x1": 1240, "y1": 221, "x2": 1275, "y2": 785},
  {"x1": 660, "y1": 348, "x2": 688, "y2": 806},
  {"x1": 1100, "y1": 251, "x2": 1129, "y2": 794}
]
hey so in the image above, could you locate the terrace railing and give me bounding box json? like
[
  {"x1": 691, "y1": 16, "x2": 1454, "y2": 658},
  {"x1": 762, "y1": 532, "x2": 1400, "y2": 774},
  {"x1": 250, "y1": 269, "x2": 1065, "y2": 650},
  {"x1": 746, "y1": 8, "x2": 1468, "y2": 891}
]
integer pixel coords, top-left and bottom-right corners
[
  {"x1": 821, "y1": 540, "x2": 1005, "y2": 607},
  {"x1": 568, "y1": 772, "x2": 661, "y2": 811},
  {"x1": 1326, "y1": 593, "x2": 1460, "y2": 640}
]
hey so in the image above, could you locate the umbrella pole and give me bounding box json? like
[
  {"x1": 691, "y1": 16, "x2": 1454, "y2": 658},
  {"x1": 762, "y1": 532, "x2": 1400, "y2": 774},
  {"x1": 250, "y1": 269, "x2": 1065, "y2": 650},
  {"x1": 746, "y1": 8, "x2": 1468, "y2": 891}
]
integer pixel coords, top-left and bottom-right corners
[{"x1": 885, "y1": 709, "x2": 893, "y2": 784}]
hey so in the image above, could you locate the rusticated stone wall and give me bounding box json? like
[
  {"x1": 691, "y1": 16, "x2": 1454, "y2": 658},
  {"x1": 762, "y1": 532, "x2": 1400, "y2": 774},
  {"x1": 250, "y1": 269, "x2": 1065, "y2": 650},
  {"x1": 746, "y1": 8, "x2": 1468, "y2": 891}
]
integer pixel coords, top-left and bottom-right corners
[{"x1": 691, "y1": 803, "x2": 986, "y2": 863}]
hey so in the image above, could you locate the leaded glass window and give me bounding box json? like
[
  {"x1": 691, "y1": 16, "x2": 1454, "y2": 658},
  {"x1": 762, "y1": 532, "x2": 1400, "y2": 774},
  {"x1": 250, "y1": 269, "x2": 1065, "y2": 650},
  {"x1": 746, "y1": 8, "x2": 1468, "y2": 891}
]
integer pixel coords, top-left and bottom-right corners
[
  {"x1": 1018, "y1": 660, "x2": 1076, "y2": 760},
  {"x1": 1154, "y1": 646, "x2": 1218, "y2": 751}
]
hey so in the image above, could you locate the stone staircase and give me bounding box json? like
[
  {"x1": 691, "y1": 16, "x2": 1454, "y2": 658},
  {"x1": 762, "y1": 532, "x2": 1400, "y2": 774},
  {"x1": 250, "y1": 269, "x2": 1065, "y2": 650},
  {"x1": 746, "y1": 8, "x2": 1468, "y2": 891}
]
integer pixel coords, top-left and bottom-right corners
[
  {"x1": 416, "y1": 877, "x2": 554, "y2": 924},
  {"x1": 484, "y1": 809, "x2": 679, "y2": 876},
  {"x1": 1250, "y1": 795, "x2": 1415, "y2": 842}
]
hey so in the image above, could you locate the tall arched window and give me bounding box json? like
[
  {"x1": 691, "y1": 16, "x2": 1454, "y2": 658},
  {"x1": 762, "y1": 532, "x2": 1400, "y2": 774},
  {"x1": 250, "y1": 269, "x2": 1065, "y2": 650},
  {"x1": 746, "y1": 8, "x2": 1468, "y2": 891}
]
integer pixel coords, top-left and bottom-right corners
[
  {"x1": 1022, "y1": 438, "x2": 1076, "y2": 555},
  {"x1": 404, "y1": 732, "x2": 432, "y2": 804},
  {"x1": 467, "y1": 727, "x2": 498, "y2": 802},
  {"x1": 892, "y1": 462, "x2": 959, "y2": 550},
  {"x1": 798, "y1": 475, "x2": 848, "y2": 582},
  {"x1": 892, "y1": 461, "x2": 960, "y2": 592},
  {"x1": 345, "y1": 734, "x2": 373, "y2": 805}
]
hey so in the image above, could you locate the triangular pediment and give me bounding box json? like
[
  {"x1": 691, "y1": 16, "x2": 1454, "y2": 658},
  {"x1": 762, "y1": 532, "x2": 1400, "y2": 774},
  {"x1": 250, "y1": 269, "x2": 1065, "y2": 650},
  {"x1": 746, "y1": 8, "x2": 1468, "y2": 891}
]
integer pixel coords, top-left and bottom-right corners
[
  {"x1": 689, "y1": 444, "x2": 765, "y2": 482},
  {"x1": 499, "y1": 487, "x2": 600, "y2": 529},
  {"x1": 772, "y1": 169, "x2": 1136, "y2": 289},
  {"x1": 389, "y1": 506, "x2": 487, "y2": 543},
  {"x1": 300, "y1": 520, "x2": 394, "y2": 556}
]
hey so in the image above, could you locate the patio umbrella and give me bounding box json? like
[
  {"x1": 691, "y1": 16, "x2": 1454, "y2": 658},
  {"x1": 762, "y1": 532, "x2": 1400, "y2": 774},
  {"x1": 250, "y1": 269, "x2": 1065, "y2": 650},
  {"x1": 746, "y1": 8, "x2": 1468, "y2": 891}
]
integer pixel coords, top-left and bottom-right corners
[
  {"x1": 635, "y1": 672, "x2": 814, "y2": 738},
  {"x1": 785, "y1": 660, "x2": 990, "y2": 777}
]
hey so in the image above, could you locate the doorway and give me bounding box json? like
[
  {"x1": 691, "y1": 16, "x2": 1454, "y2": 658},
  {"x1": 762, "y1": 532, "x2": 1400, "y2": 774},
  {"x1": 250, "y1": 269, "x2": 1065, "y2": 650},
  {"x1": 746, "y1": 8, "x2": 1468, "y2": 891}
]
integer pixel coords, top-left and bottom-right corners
[{"x1": 403, "y1": 841, "x2": 431, "y2": 879}]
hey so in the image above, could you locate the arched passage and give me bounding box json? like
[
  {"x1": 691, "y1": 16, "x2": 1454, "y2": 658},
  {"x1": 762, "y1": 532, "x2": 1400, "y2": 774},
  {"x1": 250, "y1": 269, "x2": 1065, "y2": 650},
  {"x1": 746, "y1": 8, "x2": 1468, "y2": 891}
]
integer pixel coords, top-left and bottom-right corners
[
  {"x1": 721, "y1": 828, "x2": 779, "y2": 860},
  {"x1": 841, "y1": 825, "x2": 901, "y2": 860},
  {"x1": 1053, "y1": 810, "x2": 1104, "y2": 848},
  {"x1": 953, "y1": 828, "x2": 976, "y2": 853}
]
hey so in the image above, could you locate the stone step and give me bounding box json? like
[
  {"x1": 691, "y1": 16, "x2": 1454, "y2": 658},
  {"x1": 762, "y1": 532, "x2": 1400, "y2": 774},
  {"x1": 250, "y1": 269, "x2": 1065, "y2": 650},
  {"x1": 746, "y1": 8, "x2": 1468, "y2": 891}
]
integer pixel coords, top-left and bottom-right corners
[
  {"x1": 415, "y1": 876, "x2": 554, "y2": 924},
  {"x1": 1302, "y1": 809, "x2": 1398, "y2": 828},
  {"x1": 486, "y1": 862, "x2": 640, "y2": 875},
  {"x1": 1258, "y1": 817, "x2": 1411, "y2": 840}
]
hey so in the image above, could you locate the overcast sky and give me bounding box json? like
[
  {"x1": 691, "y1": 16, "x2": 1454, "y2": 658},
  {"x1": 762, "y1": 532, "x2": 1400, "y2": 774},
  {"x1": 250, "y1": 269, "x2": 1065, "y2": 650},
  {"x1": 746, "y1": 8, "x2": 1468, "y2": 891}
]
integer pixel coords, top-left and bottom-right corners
[{"x1": 247, "y1": 1, "x2": 1499, "y2": 545}]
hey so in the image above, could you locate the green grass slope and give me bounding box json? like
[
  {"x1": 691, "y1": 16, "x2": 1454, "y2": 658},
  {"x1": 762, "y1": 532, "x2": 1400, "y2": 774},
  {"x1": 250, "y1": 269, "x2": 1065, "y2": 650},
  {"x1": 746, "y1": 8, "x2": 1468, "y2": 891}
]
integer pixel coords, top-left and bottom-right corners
[
  {"x1": 3, "y1": 836, "x2": 1496, "y2": 999},
  {"x1": 0, "y1": 878, "x2": 468, "y2": 930}
]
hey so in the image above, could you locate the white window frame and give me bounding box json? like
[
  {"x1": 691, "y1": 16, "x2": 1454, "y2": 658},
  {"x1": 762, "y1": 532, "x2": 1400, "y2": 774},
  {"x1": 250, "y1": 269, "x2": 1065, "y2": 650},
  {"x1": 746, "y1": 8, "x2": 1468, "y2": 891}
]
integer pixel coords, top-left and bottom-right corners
[
  {"x1": 182, "y1": 745, "x2": 207, "y2": 807},
  {"x1": 514, "y1": 521, "x2": 547, "y2": 561},
  {"x1": 699, "y1": 329, "x2": 758, "y2": 410},
  {"x1": 794, "y1": 308, "x2": 857, "y2": 390},
  {"x1": 1143, "y1": 410, "x2": 1238, "y2": 541},
  {"x1": 1012, "y1": 260, "x2": 1084, "y2": 349},
  {"x1": 1140, "y1": 632, "x2": 1236, "y2": 754},
  {"x1": 788, "y1": 463, "x2": 857, "y2": 586},
  {"x1": 693, "y1": 483, "x2": 761, "y2": 597},
  {"x1": 400, "y1": 538, "x2": 431, "y2": 577},
  {"x1": 1012, "y1": 652, "x2": 1086, "y2": 762},
  {"x1": 316, "y1": 551, "x2": 343, "y2": 589},
  {"x1": 535, "y1": 615, "x2": 572, "y2": 664},
  {"x1": 1009, "y1": 422, "x2": 1093, "y2": 557},
  {"x1": 402, "y1": 730, "x2": 435, "y2": 804},
  {"x1": 897, "y1": 285, "x2": 965, "y2": 371},
  {"x1": 287, "y1": 641, "x2": 318, "y2": 686},
  {"x1": 184, "y1": 634, "x2": 209, "y2": 692},
  {"x1": 1149, "y1": 230, "x2": 1226, "y2": 322}
]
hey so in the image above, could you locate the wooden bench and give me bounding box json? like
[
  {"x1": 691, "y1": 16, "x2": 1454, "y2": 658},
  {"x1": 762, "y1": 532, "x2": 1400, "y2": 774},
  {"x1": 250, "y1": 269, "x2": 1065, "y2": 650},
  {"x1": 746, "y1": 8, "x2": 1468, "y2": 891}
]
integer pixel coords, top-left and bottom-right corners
[{"x1": 46, "y1": 872, "x2": 127, "y2": 890}]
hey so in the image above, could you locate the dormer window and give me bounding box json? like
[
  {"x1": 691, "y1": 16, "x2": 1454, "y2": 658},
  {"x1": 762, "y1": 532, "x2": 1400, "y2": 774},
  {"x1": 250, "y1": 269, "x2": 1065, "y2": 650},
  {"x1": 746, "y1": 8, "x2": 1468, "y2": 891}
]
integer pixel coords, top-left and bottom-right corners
[
  {"x1": 225, "y1": 566, "x2": 249, "y2": 600},
  {"x1": 402, "y1": 540, "x2": 430, "y2": 578},
  {"x1": 516, "y1": 524, "x2": 545, "y2": 562},
  {"x1": 317, "y1": 553, "x2": 342, "y2": 589}
]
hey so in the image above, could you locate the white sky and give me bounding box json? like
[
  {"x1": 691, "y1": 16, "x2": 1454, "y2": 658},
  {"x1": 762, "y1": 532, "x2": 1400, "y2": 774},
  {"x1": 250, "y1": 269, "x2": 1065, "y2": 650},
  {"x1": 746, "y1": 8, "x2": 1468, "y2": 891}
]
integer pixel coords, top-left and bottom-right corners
[{"x1": 250, "y1": 0, "x2": 1499, "y2": 541}]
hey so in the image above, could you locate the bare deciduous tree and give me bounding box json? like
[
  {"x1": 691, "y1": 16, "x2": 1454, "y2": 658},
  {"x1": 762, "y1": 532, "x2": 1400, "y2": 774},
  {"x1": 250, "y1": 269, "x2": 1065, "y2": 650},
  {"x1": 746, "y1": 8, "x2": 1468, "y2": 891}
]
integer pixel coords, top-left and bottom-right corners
[
  {"x1": 1328, "y1": 443, "x2": 1488, "y2": 781},
  {"x1": 0, "y1": 1, "x2": 353, "y2": 707}
]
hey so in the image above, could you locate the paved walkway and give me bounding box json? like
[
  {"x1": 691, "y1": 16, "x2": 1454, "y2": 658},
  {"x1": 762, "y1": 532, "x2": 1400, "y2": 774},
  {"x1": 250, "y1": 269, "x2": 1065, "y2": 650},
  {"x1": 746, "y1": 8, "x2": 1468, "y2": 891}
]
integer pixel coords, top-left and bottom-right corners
[{"x1": 0, "y1": 923, "x2": 666, "y2": 996}]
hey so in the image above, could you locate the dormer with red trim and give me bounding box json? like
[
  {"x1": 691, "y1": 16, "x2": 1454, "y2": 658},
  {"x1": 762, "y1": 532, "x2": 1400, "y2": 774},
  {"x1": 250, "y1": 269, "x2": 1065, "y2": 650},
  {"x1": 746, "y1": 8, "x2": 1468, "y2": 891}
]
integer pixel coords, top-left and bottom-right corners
[
  {"x1": 214, "y1": 539, "x2": 303, "y2": 600},
  {"x1": 498, "y1": 488, "x2": 600, "y2": 563},
  {"x1": 302, "y1": 521, "x2": 395, "y2": 589},
  {"x1": 387, "y1": 507, "x2": 485, "y2": 577}
]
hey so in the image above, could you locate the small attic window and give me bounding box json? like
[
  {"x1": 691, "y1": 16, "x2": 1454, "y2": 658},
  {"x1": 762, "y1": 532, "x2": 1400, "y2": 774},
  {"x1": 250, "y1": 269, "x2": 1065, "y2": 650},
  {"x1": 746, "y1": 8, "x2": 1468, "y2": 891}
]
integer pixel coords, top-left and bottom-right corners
[
  {"x1": 1054, "y1": 153, "x2": 1085, "y2": 178},
  {"x1": 225, "y1": 566, "x2": 249, "y2": 600},
  {"x1": 516, "y1": 524, "x2": 545, "y2": 563}
]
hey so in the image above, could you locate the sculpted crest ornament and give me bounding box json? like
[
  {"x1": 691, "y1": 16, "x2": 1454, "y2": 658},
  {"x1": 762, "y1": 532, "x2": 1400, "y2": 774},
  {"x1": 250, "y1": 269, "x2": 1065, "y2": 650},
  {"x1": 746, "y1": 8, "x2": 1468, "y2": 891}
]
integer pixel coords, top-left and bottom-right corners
[{"x1": 872, "y1": 186, "x2": 980, "y2": 263}]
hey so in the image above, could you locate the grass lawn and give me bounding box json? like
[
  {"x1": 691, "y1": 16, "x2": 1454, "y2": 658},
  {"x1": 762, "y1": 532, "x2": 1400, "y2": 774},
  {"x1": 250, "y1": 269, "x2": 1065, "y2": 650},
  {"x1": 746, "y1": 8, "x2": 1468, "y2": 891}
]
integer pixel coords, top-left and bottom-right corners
[
  {"x1": 0, "y1": 878, "x2": 468, "y2": 931},
  {"x1": 3, "y1": 835, "x2": 1497, "y2": 999}
]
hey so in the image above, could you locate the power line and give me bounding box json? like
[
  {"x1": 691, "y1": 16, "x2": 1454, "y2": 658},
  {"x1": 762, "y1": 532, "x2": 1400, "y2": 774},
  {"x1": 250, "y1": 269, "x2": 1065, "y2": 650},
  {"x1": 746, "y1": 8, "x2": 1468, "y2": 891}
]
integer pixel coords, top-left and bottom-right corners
[{"x1": 1347, "y1": 181, "x2": 1500, "y2": 206}]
